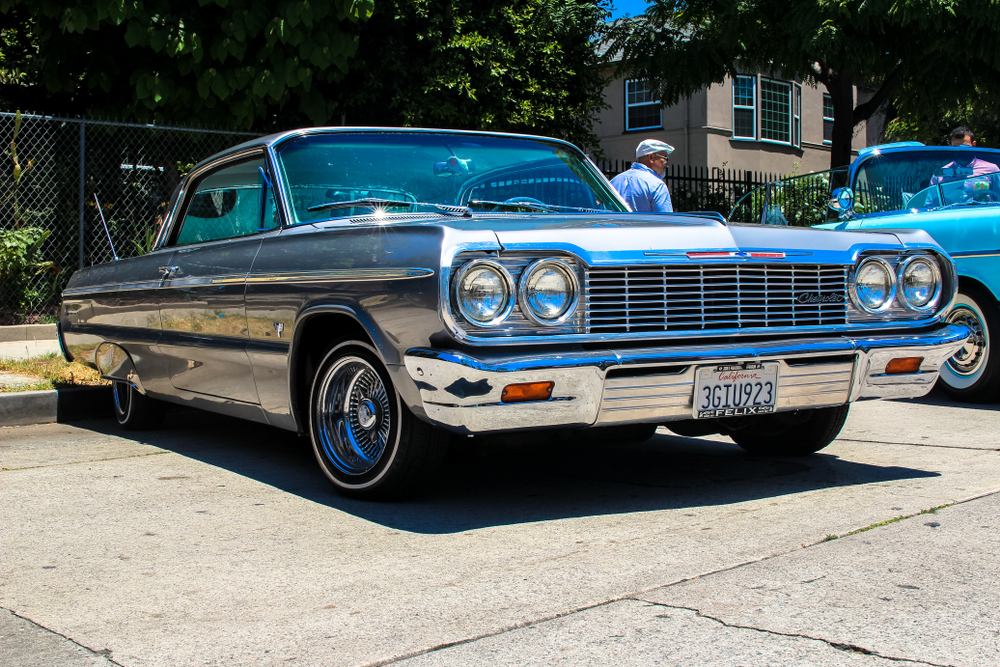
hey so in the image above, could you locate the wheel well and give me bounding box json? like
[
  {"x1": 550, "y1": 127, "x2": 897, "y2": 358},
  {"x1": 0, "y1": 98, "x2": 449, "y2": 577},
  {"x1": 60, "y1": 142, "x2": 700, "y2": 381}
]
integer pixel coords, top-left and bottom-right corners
[
  {"x1": 291, "y1": 313, "x2": 374, "y2": 433},
  {"x1": 958, "y1": 275, "x2": 999, "y2": 303}
]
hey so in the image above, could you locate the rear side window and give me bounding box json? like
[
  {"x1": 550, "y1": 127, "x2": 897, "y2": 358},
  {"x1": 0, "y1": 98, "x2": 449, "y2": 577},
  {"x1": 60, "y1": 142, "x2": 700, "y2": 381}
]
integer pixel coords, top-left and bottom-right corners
[{"x1": 174, "y1": 156, "x2": 277, "y2": 245}]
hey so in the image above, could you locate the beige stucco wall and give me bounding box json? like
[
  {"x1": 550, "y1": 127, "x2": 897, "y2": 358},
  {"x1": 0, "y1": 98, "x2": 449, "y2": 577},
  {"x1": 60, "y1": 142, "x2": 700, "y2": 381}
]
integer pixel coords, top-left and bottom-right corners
[{"x1": 595, "y1": 67, "x2": 875, "y2": 177}]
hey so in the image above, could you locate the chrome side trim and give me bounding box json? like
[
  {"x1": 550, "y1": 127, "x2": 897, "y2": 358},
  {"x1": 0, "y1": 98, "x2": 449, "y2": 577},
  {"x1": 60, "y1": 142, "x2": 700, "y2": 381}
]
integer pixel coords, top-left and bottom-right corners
[
  {"x1": 245, "y1": 268, "x2": 434, "y2": 284},
  {"x1": 950, "y1": 249, "x2": 1000, "y2": 259}
]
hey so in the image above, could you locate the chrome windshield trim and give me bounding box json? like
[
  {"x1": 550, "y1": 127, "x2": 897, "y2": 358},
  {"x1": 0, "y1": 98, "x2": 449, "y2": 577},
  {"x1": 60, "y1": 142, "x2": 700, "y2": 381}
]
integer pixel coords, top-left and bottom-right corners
[{"x1": 246, "y1": 268, "x2": 434, "y2": 284}]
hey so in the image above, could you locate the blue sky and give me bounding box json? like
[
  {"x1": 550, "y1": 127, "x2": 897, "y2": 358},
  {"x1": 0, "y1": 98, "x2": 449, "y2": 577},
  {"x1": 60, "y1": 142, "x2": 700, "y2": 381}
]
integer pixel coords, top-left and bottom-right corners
[{"x1": 608, "y1": 0, "x2": 650, "y2": 20}]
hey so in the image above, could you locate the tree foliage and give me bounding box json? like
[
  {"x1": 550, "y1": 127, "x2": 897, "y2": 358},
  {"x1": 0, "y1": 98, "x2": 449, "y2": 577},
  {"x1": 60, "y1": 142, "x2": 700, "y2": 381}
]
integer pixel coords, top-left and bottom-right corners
[
  {"x1": 0, "y1": 0, "x2": 374, "y2": 128},
  {"x1": 337, "y1": 0, "x2": 611, "y2": 152},
  {"x1": 605, "y1": 1, "x2": 1000, "y2": 169}
]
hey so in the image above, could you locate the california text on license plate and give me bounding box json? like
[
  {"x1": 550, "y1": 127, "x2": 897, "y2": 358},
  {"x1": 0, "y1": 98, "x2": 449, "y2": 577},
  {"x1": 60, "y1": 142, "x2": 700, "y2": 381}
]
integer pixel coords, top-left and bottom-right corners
[{"x1": 693, "y1": 362, "x2": 779, "y2": 419}]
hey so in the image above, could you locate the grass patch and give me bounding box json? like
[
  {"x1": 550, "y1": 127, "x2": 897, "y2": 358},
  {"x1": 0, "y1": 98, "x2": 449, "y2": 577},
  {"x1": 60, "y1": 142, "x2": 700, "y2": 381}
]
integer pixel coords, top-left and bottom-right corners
[
  {"x1": 833, "y1": 503, "x2": 953, "y2": 540},
  {"x1": 0, "y1": 353, "x2": 109, "y2": 393}
]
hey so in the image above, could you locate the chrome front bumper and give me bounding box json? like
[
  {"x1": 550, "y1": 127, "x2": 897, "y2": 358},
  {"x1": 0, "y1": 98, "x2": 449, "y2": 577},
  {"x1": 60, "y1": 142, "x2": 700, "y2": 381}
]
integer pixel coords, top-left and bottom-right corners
[{"x1": 402, "y1": 323, "x2": 971, "y2": 434}]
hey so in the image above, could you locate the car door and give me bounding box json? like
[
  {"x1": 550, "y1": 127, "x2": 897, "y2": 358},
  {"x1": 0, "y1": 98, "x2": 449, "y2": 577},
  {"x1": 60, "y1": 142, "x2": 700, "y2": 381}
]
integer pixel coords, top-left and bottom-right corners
[{"x1": 156, "y1": 152, "x2": 280, "y2": 403}]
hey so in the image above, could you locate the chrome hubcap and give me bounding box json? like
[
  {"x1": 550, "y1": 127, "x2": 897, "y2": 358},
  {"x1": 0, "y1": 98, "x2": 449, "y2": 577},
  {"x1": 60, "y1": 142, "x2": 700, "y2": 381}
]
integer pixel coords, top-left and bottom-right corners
[
  {"x1": 315, "y1": 356, "x2": 392, "y2": 476},
  {"x1": 946, "y1": 306, "x2": 987, "y2": 377}
]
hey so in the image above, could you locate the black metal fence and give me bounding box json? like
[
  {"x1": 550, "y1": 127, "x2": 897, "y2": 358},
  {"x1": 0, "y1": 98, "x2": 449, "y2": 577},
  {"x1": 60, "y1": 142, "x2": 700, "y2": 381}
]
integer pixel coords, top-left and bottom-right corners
[
  {"x1": 597, "y1": 159, "x2": 786, "y2": 215},
  {"x1": 0, "y1": 112, "x2": 261, "y2": 324}
]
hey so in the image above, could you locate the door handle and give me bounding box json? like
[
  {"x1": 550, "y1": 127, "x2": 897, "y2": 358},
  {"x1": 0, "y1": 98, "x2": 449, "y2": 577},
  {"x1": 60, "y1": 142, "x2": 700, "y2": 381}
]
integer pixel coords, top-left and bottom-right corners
[{"x1": 159, "y1": 265, "x2": 180, "y2": 277}]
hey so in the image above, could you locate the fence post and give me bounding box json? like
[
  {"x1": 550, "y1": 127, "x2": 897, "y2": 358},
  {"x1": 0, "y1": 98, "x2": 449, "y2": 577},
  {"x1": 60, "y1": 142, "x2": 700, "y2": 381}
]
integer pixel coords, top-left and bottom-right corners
[{"x1": 78, "y1": 122, "x2": 85, "y2": 269}]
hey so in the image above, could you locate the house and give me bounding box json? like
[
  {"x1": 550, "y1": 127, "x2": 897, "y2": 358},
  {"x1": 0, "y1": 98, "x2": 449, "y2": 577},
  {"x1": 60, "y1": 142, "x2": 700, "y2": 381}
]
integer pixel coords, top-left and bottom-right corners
[{"x1": 594, "y1": 68, "x2": 883, "y2": 175}]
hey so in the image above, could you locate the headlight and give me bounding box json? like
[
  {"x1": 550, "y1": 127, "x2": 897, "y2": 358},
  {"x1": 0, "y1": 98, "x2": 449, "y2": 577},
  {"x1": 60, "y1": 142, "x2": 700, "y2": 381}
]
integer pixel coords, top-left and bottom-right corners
[
  {"x1": 897, "y1": 255, "x2": 942, "y2": 312},
  {"x1": 518, "y1": 259, "x2": 580, "y2": 325},
  {"x1": 455, "y1": 259, "x2": 515, "y2": 326},
  {"x1": 852, "y1": 256, "x2": 896, "y2": 313}
]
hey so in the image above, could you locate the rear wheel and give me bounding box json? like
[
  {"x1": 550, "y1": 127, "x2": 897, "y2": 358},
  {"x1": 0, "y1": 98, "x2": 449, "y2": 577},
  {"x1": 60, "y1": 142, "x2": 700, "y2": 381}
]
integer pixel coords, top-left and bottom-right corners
[
  {"x1": 729, "y1": 405, "x2": 850, "y2": 456},
  {"x1": 939, "y1": 285, "x2": 1000, "y2": 403},
  {"x1": 309, "y1": 342, "x2": 449, "y2": 500},
  {"x1": 112, "y1": 381, "x2": 164, "y2": 431}
]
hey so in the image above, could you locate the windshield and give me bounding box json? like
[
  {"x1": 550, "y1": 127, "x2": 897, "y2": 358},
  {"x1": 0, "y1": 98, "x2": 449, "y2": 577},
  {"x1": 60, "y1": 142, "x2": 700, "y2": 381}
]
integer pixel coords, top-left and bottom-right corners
[
  {"x1": 903, "y1": 172, "x2": 1000, "y2": 210},
  {"x1": 729, "y1": 169, "x2": 847, "y2": 226},
  {"x1": 274, "y1": 131, "x2": 626, "y2": 224},
  {"x1": 854, "y1": 148, "x2": 1000, "y2": 214}
]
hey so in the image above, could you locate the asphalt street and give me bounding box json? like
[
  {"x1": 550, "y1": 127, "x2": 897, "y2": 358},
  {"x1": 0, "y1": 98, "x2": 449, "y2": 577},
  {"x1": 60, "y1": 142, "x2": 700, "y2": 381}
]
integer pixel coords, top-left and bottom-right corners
[{"x1": 1, "y1": 392, "x2": 998, "y2": 667}]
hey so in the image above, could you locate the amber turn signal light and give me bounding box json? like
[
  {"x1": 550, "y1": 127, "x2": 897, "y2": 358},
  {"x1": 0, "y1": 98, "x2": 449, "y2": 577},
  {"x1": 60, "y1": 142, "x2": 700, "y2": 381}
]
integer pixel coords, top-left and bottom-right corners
[
  {"x1": 501, "y1": 381, "x2": 554, "y2": 403},
  {"x1": 885, "y1": 357, "x2": 923, "y2": 375}
]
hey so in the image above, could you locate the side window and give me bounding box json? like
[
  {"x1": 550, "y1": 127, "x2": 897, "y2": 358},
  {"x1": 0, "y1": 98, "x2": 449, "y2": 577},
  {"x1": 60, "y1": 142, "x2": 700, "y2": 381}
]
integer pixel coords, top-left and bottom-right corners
[{"x1": 174, "y1": 156, "x2": 277, "y2": 246}]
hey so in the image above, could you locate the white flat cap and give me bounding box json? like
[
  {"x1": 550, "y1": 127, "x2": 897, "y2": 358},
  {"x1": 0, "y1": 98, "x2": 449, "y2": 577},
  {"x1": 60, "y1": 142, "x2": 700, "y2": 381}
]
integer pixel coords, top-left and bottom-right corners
[{"x1": 636, "y1": 139, "x2": 675, "y2": 158}]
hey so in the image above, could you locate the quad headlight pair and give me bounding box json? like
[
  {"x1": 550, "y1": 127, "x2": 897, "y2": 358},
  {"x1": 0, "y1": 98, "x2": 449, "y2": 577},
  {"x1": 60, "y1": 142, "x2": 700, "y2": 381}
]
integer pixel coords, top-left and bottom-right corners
[
  {"x1": 454, "y1": 258, "x2": 579, "y2": 327},
  {"x1": 852, "y1": 255, "x2": 942, "y2": 314}
]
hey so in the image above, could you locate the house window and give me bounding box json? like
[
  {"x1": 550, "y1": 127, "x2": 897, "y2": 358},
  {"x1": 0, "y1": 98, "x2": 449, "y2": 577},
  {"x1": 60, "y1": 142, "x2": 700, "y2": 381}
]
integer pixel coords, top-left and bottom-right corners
[
  {"x1": 823, "y1": 94, "x2": 834, "y2": 145},
  {"x1": 760, "y1": 79, "x2": 791, "y2": 144},
  {"x1": 732, "y1": 76, "x2": 756, "y2": 139},
  {"x1": 793, "y1": 83, "x2": 802, "y2": 148},
  {"x1": 625, "y1": 80, "x2": 661, "y2": 131}
]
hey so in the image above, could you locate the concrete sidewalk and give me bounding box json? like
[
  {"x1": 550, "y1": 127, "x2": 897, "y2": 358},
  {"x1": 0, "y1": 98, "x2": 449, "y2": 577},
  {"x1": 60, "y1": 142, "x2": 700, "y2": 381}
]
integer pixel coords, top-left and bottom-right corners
[{"x1": 0, "y1": 324, "x2": 60, "y2": 361}]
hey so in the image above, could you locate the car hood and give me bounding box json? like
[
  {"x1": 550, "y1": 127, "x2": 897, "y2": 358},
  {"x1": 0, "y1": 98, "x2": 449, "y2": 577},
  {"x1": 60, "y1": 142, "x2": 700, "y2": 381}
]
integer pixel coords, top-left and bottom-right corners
[{"x1": 452, "y1": 213, "x2": 914, "y2": 266}]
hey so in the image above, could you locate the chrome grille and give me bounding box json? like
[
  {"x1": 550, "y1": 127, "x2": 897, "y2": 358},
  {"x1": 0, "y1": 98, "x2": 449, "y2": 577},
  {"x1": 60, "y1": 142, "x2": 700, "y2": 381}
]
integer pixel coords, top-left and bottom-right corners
[{"x1": 586, "y1": 264, "x2": 849, "y2": 333}]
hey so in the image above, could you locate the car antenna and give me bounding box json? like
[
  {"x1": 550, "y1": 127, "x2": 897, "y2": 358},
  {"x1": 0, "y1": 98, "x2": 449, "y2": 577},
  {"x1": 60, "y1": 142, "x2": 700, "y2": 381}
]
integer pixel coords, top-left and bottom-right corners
[{"x1": 93, "y1": 193, "x2": 119, "y2": 261}]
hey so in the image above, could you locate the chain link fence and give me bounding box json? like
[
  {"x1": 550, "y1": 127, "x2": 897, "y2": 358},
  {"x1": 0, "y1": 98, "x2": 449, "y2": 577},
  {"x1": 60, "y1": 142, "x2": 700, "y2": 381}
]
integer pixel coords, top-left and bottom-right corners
[{"x1": 0, "y1": 111, "x2": 261, "y2": 325}]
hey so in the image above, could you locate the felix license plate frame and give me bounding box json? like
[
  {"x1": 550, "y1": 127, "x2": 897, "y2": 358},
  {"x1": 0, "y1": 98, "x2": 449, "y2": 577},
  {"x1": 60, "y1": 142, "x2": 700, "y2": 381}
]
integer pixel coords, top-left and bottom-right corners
[{"x1": 693, "y1": 361, "x2": 779, "y2": 419}]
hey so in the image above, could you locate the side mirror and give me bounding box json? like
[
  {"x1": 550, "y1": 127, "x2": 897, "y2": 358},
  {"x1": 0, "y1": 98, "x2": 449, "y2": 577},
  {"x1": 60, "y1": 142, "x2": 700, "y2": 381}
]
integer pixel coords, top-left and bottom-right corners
[{"x1": 828, "y1": 187, "x2": 854, "y2": 216}]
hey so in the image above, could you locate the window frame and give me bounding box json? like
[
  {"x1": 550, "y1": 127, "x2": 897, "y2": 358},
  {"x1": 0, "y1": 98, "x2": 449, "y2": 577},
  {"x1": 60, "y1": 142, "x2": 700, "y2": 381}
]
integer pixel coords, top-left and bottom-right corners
[
  {"x1": 624, "y1": 79, "x2": 663, "y2": 132},
  {"x1": 167, "y1": 150, "x2": 279, "y2": 248},
  {"x1": 759, "y1": 77, "x2": 793, "y2": 146},
  {"x1": 823, "y1": 93, "x2": 835, "y2": 146},
  {"x1": 732, "y1": 75, "x2": 757, "y2": 141}
]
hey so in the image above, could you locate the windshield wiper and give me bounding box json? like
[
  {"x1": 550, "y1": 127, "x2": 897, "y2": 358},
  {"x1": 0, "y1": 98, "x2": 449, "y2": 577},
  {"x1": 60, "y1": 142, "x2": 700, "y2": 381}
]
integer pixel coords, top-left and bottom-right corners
[
  {"x1": 468, "y1": 199, "x2": 555, "y2": 213},
  {"x1": 307, "y1": 198, "x2": 470, "y2": 217}
]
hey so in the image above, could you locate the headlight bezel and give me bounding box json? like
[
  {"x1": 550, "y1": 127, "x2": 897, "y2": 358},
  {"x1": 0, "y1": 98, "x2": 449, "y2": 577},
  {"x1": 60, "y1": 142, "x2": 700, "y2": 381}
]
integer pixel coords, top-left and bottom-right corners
[
  {"x1": 896, "y1": 254, "x2": 943, "y2": 313},
  {"x1": 851, "y1": 256, "x2": 897, "y2": 314},
  {"x1": 454, "y1": 258, "x2": 516, "y2": 327},
  {"x1": 517, "y1": 258, "x2": 581, "y2": 326}
]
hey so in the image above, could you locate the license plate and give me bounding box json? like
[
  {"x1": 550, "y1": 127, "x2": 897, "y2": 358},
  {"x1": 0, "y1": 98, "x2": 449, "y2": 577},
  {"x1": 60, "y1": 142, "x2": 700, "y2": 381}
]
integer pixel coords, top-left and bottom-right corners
[{"x1": 693, "y1": 362, "x2": 779, "y2": 419}]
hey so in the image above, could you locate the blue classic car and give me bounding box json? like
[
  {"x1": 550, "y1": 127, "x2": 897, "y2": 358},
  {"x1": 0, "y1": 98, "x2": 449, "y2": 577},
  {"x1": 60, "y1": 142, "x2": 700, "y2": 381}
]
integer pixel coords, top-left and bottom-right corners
[
  {"x1": 60, "y1": 129, "x2": 970, "y2": 499},
  {"x1": 732, "y1": 142, "x2": 1000, "y2": 403}
]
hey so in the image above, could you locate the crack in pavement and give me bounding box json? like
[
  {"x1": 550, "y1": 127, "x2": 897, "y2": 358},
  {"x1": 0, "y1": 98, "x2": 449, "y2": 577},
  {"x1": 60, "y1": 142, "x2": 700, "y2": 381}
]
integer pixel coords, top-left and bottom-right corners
[
  {"x1": 2, "y1": 606, "x2": 124, "y2": 666},
  {"x1": 637, "y1": 601, "x2": 955, "y2": 667},
  {"x1": 0, "y1": 449, "x2": 172, "y2": 471},
  {"x1": 370, "y1": 490, "x2": 999, "y2": 666},
  {"x1": 837, "y1": 438, "x2": 1000, "y2": 452}
]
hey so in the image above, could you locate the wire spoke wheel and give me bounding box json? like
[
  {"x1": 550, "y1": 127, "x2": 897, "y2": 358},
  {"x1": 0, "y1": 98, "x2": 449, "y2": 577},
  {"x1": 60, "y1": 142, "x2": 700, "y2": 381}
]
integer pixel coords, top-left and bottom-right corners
[
  {"x1": 939, "y1": 286, "x2": 1000, "y2": 402},
  {"x1": 315, "y1": 356, "x2": 392, "y2": 476},
  {"x1": 308, "y1": 342, "x2": 450, "y2": 499}
]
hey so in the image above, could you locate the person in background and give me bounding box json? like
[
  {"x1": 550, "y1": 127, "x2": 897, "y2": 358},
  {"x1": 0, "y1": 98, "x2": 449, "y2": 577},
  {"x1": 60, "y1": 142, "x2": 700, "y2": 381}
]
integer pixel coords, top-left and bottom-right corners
[
  {"x1": 931, "y1": 126, "x2": 1000, "y2": 186},
  {"x1": 610, "y1": 139, "x2": 674, "y2": 212}
]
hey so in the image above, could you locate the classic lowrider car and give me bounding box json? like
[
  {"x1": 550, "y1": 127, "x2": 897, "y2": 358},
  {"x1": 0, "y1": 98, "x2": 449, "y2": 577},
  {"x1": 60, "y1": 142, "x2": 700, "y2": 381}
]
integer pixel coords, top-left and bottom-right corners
[
  {"x1": 60, "y1": 129, "x2": 971, "y2": 499},
  {"x1": 731, "y1": 142, "x2": 1000, "y2": 402}
]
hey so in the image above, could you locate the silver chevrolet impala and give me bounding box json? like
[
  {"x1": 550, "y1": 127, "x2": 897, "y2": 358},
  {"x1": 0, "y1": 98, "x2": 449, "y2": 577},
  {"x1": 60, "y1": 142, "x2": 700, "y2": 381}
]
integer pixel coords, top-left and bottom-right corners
[{"x1": 60, "y1": 128, "x2": 971, "y2": 499}]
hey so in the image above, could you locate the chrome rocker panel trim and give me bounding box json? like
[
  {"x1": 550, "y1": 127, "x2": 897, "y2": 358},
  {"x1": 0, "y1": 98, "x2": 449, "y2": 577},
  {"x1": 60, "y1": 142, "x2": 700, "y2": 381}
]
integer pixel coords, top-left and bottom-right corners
[{"x1": 403, "y1": 323, "x2": 971, "y2": 434}]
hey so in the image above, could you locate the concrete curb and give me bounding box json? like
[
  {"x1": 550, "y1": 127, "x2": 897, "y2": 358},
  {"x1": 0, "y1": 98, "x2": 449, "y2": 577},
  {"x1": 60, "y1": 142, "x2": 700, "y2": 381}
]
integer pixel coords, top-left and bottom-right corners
[
  {"x1": 0, "y1": 324, "x2": 58, "y2": 343},
  {"x1": 0, "y1": 386, "x2": 113, "y2": 427}
]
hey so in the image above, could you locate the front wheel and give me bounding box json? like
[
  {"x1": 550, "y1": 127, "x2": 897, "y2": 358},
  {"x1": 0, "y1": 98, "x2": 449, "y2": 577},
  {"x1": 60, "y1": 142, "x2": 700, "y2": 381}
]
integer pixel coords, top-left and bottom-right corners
[
  {"x1": 112, "y1": 381, "x2": 164, "y2": 431},
  {"x1": 309, "y1": 342, "x2": 449, "y2": 500},
  {"x1": 938, "y1": 286, "x2": 1000, "y2": 403},
  {"x1": 729, "y1": 404, "x2": 850, "y2": 456}
]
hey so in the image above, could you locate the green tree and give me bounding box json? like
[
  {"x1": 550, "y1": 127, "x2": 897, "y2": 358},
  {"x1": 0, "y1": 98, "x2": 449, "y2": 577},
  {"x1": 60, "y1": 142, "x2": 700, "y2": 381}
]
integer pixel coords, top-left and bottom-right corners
[
  {"x1": 883, "y1": 96, "x2": 1000, "y2": 149},
  {"x1": 336, "y1": 0, "x2": 611, "y2": 153},
  {"x1": 0, "y1": 0, "x2": 374, "y2": 128},
  {"x1": 605, "y1": 0, "x2": 1000, "y2": 169}
]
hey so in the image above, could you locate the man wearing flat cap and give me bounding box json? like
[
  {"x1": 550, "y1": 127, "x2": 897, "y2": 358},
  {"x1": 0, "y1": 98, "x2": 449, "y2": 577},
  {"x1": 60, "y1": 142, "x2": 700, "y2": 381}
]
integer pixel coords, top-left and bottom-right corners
[{"x1": 610, "y1": 139, "x2": 675, "y2": 212}]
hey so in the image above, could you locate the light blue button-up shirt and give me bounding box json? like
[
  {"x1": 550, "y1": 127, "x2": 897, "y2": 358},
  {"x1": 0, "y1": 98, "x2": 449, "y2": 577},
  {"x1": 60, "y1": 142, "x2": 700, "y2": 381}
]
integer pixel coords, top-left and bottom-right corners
[{"x1": 610, "y1": 162, "x2": 673, "y2": 212}]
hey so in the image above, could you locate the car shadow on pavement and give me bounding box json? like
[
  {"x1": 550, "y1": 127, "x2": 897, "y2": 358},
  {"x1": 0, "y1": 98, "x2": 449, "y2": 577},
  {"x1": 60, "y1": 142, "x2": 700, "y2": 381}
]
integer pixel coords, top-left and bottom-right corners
[{"x1": 73, "y1": 409, "x2": 941, "y2": 534}]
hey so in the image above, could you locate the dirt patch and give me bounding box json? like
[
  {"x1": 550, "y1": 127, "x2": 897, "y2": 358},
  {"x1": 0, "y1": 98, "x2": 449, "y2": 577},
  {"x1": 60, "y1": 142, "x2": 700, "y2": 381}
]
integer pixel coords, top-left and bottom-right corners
[{"x1": 0, "y1": 355, "x2": 109, "y2": 393}]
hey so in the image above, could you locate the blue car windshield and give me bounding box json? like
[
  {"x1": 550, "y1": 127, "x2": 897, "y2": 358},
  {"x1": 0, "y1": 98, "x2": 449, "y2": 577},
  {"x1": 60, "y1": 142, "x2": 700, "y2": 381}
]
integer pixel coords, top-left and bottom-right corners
[
  {"x1": 904, "y1": 172, "x2": 1000, "y2": 210},
  {"x1": 274, "y1": 131, "x2": 627, "y2": 224},
  {"x1": 854, "y1": 148, "x2": 1000, "y2": 214}
]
